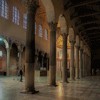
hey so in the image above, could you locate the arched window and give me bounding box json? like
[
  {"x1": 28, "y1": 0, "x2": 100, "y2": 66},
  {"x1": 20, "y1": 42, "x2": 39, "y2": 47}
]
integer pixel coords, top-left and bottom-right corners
[
  {"x1": 44, "y1": 29, "x2": 48, "y2": 40},
  {"x1": 38, "y1": 25, "x2": 43, "y2": 37},
  {"x1": 23, "y1": 13, "x2": 27, "y2": 29},
  {"x1": 0, "y1": 0, "x2": 8, "y2": 19},
  {"x1": 12, "y1": 6, "x2": 19, "y2": 25}
]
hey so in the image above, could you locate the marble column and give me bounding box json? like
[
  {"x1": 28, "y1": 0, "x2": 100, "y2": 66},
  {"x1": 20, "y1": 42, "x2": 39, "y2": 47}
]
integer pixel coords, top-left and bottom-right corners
[
  {"x1": 83, "y1": 51, "x2": 86, "y2": 77},
  {"x1": 6, "y1": 40, "x2": 12, "y2": 76},
  {"x1": 87, "y1": 54, "x2": 91, "y2": 76},
  {"x1": 85, "y1": 54, "x2": 88, "y2": 76},
  {"x1": 18, "y1": 44, "x2": 24, "y2": 69},
  {"x1": 87, "y1": 55, "x2": 89, "y2": 76},
  {"x1": 85, "y1": 53, "x2": 88, "y2": 76},
  {"x1": 25, "y1": 1, "x2": 38, "y2": 93},
  {"x1": 79, "y1": 48, "x2": 83, "y2": 78},
  {"x1": 70, "y1": 41, "x2": 75, "y2": 80},
  {"x1": 49, "y1": 22, "x2": 57, "y2": 86},
  {"x1": 75, "y1": 45, "x2": 80, "y2": 79},
  {"x1": 62, "y1": 33, "x2": 68, "y2": 83},
  {"x1": 89, "y1": 56, "x2": 91, "y2": 76},
  {"x1": 6, "y1": 48, "x2": 10, "y2": 76}
]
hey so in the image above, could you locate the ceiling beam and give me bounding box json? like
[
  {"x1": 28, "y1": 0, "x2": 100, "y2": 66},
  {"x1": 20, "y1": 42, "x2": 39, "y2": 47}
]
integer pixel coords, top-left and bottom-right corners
[
  {"x1": 81, "y1": 35, "x2": 91, "y2": 46},
  {"x1": 71, "y1": 0, "x2": 100, "y2": 8},
  {"x1": 80, "y1": 27, "x2": 100, "y2": 33},
  {"x1": 91, "y1": 39, "x2": 100, "y2": 42},
  {"x1": 86, "y1": 32, "x2": 100, "y2": 36},
  {"x1": 89, "y1": 36, "x2": 100, "y2": 39},
  {"x1": 71, "y1": 12, "x2": 100, "y2": 20},
  {"x1": 76, "y1": 21, "x2": 100, "y2": 28},
  {"x1": 64, "y1": 0, "x2": 100, "y2": 10}
]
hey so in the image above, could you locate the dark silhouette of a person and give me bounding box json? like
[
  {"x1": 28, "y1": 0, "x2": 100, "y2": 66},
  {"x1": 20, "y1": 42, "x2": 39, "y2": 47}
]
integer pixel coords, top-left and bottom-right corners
[{"x1": 19, "y1": 69, "x2": 23, "y2": 82}]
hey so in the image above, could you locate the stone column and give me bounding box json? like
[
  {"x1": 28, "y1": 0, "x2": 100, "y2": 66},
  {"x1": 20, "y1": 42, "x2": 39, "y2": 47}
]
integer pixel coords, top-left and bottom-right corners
[
  {"x1": 87, "y1": 54, "x2": 91, "y2": 76},
  {"x1": 79, "y1": 48, "x2": 83, "y2": 78},
  {"x1": 25, "y1": 1, "x2": 39, "y2": 93},
  {"x1": 85, "y1": 53, "x2": 88, "y2": 76},
  {"x1": 62, "y1": 33, "x2": 68, "y2": 83},
  {"x1": 49, "y1": 22, "x2": 57, "y2": 86},
  {"x1": 69, "y1": 28, "x2": 75, "y2": 80},
  {"x1": 87, "y1": 55, "x2": 89, "y2": 76},
  {"x1": 6, "y1": 48, "x2": 10, "y2": 76},
  {"x1": 89, "y1": 56, "x2": 91, "y2": 76},
  {"x1": 75, "y1": 35, "x2": 80, "y2": 79},
  {"x1": 85, "y1": 54, "x2": 88, "y2": 76},
  {"x1": 75, "y1": 45, "x2": 80, "y2": 79},
  {"x1": 70, "y1": 41, "x2": 75, "y2": 80},
  {"x1": 83, "y1": 50, "x2": 86, "y2": 77},
  {"x1": 17, "y1": 44, "x2": 24, "y2": 68},
  {"x1": 6, "y1": 39, "x2": 12, "y2": 76}
]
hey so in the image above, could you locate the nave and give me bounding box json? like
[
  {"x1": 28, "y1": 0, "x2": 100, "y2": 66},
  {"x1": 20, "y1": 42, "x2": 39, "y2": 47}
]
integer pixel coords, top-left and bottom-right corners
[{"x1": 0, "y1": 75, "x2": 99, "y2": 100}]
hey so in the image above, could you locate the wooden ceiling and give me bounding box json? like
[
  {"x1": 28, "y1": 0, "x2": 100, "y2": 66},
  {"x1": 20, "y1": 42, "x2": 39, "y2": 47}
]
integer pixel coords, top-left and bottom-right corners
[{"x1": 64, "y1": 0, "x2": 100, "y2": 49}]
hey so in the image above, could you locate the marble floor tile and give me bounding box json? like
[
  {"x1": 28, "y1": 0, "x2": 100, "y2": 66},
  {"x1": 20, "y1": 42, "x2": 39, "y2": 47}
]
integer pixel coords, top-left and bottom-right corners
[{"x1": 0, "y1": 75, "x2": 99, "y2": 100}]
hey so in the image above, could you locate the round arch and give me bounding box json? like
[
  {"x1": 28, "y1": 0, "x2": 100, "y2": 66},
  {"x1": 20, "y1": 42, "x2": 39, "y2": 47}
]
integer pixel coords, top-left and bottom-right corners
[
  {"x1": 0, "y1": 36, "x2": 9, "y2": 49},
  {"x1": 41, "y1": 0, "x2": 55, "y2": 23},
  {"x1": 0, "y1": 36, "x2": 10, "y2": 76}
]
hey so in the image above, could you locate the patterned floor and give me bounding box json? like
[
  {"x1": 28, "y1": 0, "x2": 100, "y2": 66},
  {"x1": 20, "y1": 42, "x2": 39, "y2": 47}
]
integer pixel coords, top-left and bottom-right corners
[{"x1": 0, "y1": 75, "x2": 99, "y2": 100}]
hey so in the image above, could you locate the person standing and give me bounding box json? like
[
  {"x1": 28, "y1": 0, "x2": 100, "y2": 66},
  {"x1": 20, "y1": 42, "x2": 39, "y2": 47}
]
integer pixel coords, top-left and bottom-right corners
[{"x1": 19, "y1": 69, "x2": 23, "y2": 82}]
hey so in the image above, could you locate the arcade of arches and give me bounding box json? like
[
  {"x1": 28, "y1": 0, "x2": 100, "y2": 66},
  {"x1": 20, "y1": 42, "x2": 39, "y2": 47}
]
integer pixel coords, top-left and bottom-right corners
[{"x1": 0, "y1": 0, "x2": 100, "y2": 99}]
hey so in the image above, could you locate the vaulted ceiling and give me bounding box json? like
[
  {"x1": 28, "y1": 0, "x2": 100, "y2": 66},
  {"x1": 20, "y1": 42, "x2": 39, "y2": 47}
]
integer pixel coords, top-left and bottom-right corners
[{"x1": 64, "y1": 0, "x2": 100, "y2": 50}]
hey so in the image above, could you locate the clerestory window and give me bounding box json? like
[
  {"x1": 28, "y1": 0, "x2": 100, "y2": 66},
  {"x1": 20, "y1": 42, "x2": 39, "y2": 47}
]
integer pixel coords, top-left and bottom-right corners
[
  {"x1": 0, "y1": 0, "x2": 8, "y2": 19},
  {"x1": 23, "y1": 13, "x2": 27, "y2": 29},
  {"x1": 12, "y1": 6, "x2": 19, "y2": 25},
  {"x1": 38, "y1": 25, "x2": 43, "y2": 37},
  {"x1": 44, "y1": 29, "x2": 48, "y2": 40}
]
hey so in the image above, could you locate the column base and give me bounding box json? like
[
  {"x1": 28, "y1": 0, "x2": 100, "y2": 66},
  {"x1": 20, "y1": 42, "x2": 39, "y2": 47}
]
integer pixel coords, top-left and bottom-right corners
[
  {"x1": 61, "y1": 79, "x2": 69, "y2": 83},
  {"x1": 60, "y1": 81, "x2": 69, "y2": 85},
  {"x1": 50, "y1": 84, "x2": 58, "y2": 87},
  {"x1": 75, "y1": 77, "x2": 80, "y2": 80},
  {"x1": 49, "y1": 83, "x2": 58, "y2": 87},
  {"x1": 21, "y1": 89, "x2": 39, "y2": 94},
  {"x1": 75, "y1": 78, "x2": 80, "y2": 81},
  {"x1": 69, "y1": 78, "x2": 75, "y2": 81}
]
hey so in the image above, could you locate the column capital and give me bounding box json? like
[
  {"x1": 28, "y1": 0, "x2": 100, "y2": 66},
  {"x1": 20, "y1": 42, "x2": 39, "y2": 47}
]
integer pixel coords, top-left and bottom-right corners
[
  {"x1": 25, "y1": 0, "x2": 39, "y2": 6},
  {"x1": 75, "y1": 45, "x2": 80, "y2": 50},
  {"x1": 75, "y1": 35, "x2": 80, "y2": 47},
  {"x1": 25, "y1": 0, "x2": 39, "y2": 12},
  {"x1": 62, "y1": 33, "x2": 68, "y2": 37},
  {"x1": 80, "y1": 48, "x2": 83, "y2": 52},
  {"x1": 48, "y1": 22, "x2": 57, "y2": 31},
  {"x1": 17, "y1": 44, "x2": 24, "y2": 53},
  {"x1": 7, "y1": 38, "x2": 13, "y2": 50},
  {"x1": 69, "y1": 40, "x2": 76, "y2": 45}
]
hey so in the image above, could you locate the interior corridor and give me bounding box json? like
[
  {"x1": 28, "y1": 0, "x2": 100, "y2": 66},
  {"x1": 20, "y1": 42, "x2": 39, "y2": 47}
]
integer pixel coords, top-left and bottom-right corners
[{"x1": 0, "y1": 75, "x2": 99, "y2": 100}]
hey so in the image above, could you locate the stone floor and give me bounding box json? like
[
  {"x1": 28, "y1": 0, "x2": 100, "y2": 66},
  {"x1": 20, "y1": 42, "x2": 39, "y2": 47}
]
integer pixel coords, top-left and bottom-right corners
[{"x1": 0, "y1": 75, "x2": 100, "y2": 100}]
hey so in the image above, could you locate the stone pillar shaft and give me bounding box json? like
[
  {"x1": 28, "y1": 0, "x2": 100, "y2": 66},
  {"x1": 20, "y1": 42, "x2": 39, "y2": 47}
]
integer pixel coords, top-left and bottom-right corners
[
  {"x1": 79, "y1": 49, "x2": 83, "y2": 78},
  {"x1": 18, "y1": 49, "x2": 22, "y2": 68},
  {"x1": 25, "y1": 2, "x2": 38, "y2": 92},
  {"x1": 6, "y1": 48, "x2": 10, "y2": 76},
  {"x1": 62, "y1": 33, "x2": 68, "y2": 82},
  {"x1": 83, "y1": 52, "x2": 86, "y2": 77},
  {"x1": 85, "y1": 53, "x2": 87, "y2": 76},
  {"x1": 75, "y1": 46, "x2": 80, "y2": 79},
  {"x1": 70, "y1": 41, "x2": 75, "y2": 80},
  {"x1": 6, "y1": 40, "x2": 12, "y2": 76},
  {"x1": 89, "y1": 56, "x2": 91, "y2": 75},
  {"x1": 85, "y1": 54, "x2": 88, "y2": 76},
  {"x1": 18, "y1": 44, "x2": 24, "y2": 68},
  {"x1": 49, "y1": 22, "x2": 57, "y2": 86}
]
